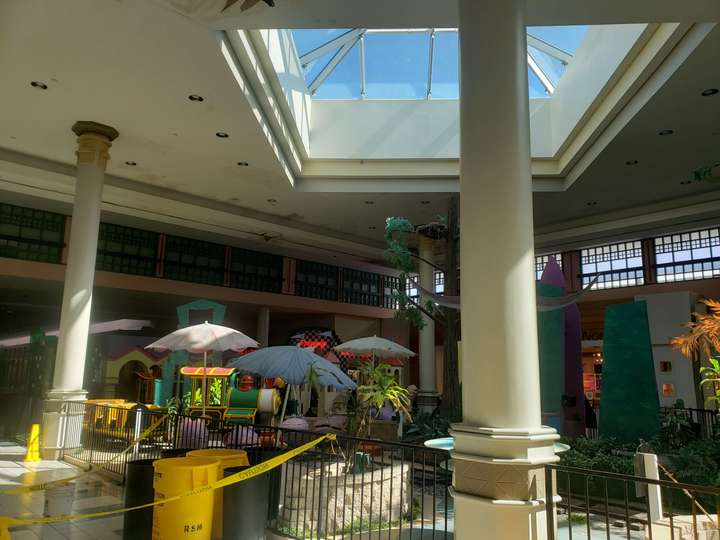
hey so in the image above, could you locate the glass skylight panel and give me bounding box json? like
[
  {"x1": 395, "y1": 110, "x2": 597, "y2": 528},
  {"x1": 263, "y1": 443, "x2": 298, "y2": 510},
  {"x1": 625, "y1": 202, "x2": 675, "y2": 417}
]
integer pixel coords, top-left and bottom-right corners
[
  {"x1": 292, "y1": 29, "x2": 352, "y2": 56},
  {"x1": 431, "y1": 31, "x2": 459, "y2": 99},
  {"x1": 527, "y1": 26, "x2": 588, "y2": 54},
  {"x1": 528, "y1": 67, "x2": 549, "y2": 97},
  {"x1": 528, "y1": 46, "x2": 566, "y2": 87},
  {"x1": 364, "y1": 31, "x2": 430, "y2": 99},
  {"x1": 313, "y1": 42, "x2": 361, "y2": 99},
  {"x1": 291, "y1": 26, "x2": 587, "y2": 100}
]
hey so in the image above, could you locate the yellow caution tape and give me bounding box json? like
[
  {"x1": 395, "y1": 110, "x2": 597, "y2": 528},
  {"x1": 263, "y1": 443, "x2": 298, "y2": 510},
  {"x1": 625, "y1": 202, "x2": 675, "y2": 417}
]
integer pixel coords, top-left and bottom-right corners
[
  {"x1": 0, "y1": 415, "x2": 168, "y2": 496},
  {"x1": 0, "y1": 433, "x2": 335, "y2": 539}
]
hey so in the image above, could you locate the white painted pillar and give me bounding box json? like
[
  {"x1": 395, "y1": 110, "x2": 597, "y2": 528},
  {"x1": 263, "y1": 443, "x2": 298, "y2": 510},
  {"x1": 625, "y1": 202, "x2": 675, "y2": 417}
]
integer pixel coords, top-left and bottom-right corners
[
  {"x1": 256, "y1": 306, "x2": 270, "y2": 348},
  {"x1": 417, "y1": 235, "x2": 438, "y2": 411},
  {"x1": 451, "y1": 2, "x2": 559, "y2": 539},
  {"x1": 42, "y1": 121, "x2": 118, "y2": 458}
]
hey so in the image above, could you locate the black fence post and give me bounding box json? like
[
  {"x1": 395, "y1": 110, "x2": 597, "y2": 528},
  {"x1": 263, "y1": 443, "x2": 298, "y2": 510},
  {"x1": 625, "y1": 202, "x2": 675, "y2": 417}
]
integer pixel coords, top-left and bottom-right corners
[{"x1": 545, "y1": 465, "x2": 555, "y2": 540}]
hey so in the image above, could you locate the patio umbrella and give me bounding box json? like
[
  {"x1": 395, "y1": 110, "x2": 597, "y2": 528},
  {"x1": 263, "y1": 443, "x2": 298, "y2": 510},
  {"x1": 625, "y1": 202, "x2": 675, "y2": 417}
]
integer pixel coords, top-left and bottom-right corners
[
  {"x1": 333, "y1": 335, "x2": 415, "y2": 364},
  {"x1": 228, "y1": 346, "x2": 356, "y2": 423},
  {"x1": 145, "y1": 322, "x2": 258, "y2": 417}
]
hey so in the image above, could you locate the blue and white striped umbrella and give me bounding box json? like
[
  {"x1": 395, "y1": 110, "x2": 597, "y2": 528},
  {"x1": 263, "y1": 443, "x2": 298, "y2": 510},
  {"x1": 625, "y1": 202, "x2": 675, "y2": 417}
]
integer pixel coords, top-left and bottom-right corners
[{"x1": 228, "y1": 346, "x2": 356, "y2": 390}]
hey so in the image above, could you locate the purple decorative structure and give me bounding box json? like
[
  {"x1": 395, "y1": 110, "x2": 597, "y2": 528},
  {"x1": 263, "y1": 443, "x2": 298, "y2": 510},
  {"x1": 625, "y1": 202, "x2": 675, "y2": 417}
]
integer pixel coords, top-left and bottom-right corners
[{"x1": 539, "y1": 258, "x2": 585, "y2": 437}]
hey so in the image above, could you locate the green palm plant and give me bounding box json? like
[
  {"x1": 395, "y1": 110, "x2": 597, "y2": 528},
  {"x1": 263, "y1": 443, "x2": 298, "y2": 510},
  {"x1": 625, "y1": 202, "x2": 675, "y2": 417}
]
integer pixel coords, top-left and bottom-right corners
[
  {"x1": 353, "y1": 363, "x2": 412, "y2": 438},
  {"x1": 700, "y1": 357, "x2": 720, "y2": 408}
]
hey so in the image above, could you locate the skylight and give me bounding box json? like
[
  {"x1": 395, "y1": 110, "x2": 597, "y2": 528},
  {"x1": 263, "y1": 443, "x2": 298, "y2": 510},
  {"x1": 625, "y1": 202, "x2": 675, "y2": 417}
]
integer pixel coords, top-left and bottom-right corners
[{"x1": 292, "y1": 26, "x2": 588, "y2": 100}]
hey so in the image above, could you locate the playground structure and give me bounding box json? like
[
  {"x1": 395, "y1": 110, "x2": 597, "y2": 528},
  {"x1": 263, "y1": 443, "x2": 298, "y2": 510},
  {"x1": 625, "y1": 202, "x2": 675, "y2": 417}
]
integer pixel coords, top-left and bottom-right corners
[{"x1": 180, "y1": 367, "x2": 281, "y2": 425}]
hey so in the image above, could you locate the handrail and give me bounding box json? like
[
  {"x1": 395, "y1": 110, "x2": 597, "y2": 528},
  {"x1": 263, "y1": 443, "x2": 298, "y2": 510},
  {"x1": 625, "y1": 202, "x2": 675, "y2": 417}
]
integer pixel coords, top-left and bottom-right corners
[{"x1": 546, "y1": 463, "x2": 720, "y2": 496}]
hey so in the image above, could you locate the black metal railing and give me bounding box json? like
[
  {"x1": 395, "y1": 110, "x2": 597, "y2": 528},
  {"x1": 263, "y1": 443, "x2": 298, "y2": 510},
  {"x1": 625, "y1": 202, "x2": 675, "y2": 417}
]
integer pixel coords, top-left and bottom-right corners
[
  {"x1": 60, "y1": 401, "x2": 453, "y2": 538},
  {"x1": 546, "y1": 463, "x2": 720, "y2": 540},
  {"x1": 661, "y1": 406, "x2": 719, "y2": 439}
]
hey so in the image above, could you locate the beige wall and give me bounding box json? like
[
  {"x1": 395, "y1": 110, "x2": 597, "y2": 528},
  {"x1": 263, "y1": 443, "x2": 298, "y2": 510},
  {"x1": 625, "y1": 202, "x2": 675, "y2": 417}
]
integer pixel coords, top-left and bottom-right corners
[{"x1": 333, "y1": 315, "x2": 381, "y2": 343}]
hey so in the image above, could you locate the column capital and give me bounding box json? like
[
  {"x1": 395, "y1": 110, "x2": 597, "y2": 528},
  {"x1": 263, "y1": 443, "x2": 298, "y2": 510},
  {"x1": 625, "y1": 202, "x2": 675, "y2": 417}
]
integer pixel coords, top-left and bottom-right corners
[
  {"x1": 71, "y1": 121, "x2": 119, "y2": 141},
  {"x1": 72, "y1": 121, "x2": 118, "y2": 169}
]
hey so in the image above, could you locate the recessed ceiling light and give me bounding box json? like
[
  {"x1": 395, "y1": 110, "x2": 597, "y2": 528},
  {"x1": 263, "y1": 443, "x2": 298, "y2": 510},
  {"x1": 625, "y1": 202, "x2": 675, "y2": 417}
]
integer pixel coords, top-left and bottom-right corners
[
  {"x1": 30, "y1": 81, "x2": 47, "y2": 90},
  {"x1": 680, "y1": 180, "x2": 692, "y2": 185},
  {"x1": 586, "y1": 201, "x2": 598, "y2": 206},
  {"x1": 188, "y1": 94, "x2": 204, "y2": 102},
  {"x1": 216, "y1": 132, "x2": 229, "y2": 138},
  {"x1": 701, "y1": 88, "x2": 718, "y2": 97},
  {"x1": 658, "y1": 129, "x2": 674, "y2": 136},
  {"x1": 237, "y1": 162, "x2": 249, "y2": 167},
  {"x1": 368, "y1": 226, "x2": 377, "y2": 230},
  {"x1": 125, "y1": 161, "x2": 137, "y2": 166},
  {"x1": 267, "y1": 198, "x2": 277, "y2": 203},
  {"x1": 625, "y1": 160, "x2": 639, "y2": 166},
  {"x1": 420, "y1": 200, "x2": 431, "y2": 205},
  {"x1": 364, "y1": 200, "x2": 374, "y2": 205}
]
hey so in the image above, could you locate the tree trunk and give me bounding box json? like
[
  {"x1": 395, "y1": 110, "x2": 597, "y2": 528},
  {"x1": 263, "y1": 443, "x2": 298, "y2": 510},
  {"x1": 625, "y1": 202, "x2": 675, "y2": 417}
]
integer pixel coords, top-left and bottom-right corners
[{"x1": 441, "y1": 195, "x2": 461, "y2": 419}]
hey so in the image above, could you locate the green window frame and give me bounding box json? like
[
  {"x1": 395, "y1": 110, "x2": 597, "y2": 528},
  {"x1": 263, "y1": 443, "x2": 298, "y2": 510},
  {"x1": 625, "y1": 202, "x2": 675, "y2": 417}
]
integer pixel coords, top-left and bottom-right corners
[
  {"x1": 229, "y1": 248, "x2": 283, "y2": 293},
  {"x1": 296, "y1": 260, "x2": 339, "y2": 301},
  {"x1": 0, "y1": 203, "x2": 65, "y2": 263},
  {"x1": 163, "y1": 235, "x2": 225, "y2": 286},
  {"x1": 342, "y1": 268, "x2": 381, "y2": 306},
  {"x1": 96, "y1": 223, "x2": 159, "y2": 276}
]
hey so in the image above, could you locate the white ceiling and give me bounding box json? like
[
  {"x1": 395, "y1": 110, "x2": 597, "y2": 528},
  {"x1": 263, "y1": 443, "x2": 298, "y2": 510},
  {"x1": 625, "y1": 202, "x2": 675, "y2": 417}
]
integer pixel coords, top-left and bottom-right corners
[{"x1": 0, "y1": 0, "x2": 719, "y2": 264}]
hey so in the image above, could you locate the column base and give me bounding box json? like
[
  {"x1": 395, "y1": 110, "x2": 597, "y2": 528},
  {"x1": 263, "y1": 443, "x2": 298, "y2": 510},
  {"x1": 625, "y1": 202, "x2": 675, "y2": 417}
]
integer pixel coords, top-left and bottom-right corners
[
  {"x1": 416, "y1": 390, "x2": 440, "y2": 413},
  {"x1": 42, "y1": 389, "x2": 87, "y2": 460},
  {"x1": 452, "y1": 488, "x2": 553, "y2": 540},
  {"x1": 450, "y1": 423, "x2": 560, "y2": 540}
]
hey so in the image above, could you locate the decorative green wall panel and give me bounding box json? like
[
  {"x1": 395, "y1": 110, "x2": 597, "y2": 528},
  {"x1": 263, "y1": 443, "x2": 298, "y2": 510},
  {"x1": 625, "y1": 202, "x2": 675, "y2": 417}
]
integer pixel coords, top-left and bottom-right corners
[{"x1": 599, "y1": 301, "x2": 660, "y2": 442}]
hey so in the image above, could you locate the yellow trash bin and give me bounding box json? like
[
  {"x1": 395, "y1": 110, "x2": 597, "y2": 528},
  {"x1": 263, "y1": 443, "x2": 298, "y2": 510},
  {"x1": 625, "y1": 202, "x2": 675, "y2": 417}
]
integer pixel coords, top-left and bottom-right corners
[
  {"x1": 152, "y1": 457, "x2": 220, "y2": 540},
  {"x1": 187, "y1": 449, "x2": 249, "y2": 539}
]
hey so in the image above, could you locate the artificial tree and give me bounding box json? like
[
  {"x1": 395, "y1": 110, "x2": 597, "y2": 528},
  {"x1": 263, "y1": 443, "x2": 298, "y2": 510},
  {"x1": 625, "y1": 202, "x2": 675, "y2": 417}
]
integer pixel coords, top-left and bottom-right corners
[{"x1": 384, "y1": 196, "x2": 461, "y2": 418}]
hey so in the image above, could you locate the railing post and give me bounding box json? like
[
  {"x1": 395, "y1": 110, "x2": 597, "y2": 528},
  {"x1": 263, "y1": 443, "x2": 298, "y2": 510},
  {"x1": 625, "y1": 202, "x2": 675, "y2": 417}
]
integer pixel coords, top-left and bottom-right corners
[
  {"x1": 545, "y1": 465, "x2": 556, "y2": 540},
  {"x1": 317, "y1": 445, "x2": 324, "y2": 539},
  {"x1": 132, "y1": 408, "x2": 143, "y2": 460}
]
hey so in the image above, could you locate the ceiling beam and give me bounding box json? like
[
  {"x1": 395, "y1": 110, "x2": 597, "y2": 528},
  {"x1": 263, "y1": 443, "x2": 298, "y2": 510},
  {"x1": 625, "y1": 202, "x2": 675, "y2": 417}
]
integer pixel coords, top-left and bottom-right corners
[
  {"x1": 527, "y1": 52, "x2": 555, "y2": 94},
  {"x1": 299, "y1": 28, "x2": 364, "y2": 66},
  {"x1": 426, "y1": 29, "x2": 435, "y2": 98},
  {"x1": 527, "y1": 34, "x2": 573, "y2": 64},
  {"x1": 209, "y1": 0, "x2": 720, "y2": 30},
  {"x1": 308, "y1": 32, "x2": 363, "y2": 94}
]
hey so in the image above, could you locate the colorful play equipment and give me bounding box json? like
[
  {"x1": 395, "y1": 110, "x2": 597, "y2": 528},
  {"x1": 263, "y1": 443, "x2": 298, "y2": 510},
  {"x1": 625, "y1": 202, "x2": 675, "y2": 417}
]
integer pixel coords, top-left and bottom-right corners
[
  {"x1": 152, "y1": 456, "x2": 220, "y2": 540},
  {"x1": 82, "y1": 399, "x2": 163, "y2": 441},
  {"x1": 180, "y1": 367, "x2": 281, "y2": 425}
]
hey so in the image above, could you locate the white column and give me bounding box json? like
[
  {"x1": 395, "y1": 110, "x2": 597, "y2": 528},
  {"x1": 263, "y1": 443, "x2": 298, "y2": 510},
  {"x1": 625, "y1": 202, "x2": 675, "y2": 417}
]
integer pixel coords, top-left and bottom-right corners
[
  {"x1": 42, "y1": 121, "x2": 118, "y2": 458},
  {"x1": 417, "y1": 235, "x2": 438, "y2": 411},
  {"x1": 256, "y1": 306, "x2": 270, "y2": 348},
  {"x1": 451, "y1": 2, "x2": 558, "y2": 539}
]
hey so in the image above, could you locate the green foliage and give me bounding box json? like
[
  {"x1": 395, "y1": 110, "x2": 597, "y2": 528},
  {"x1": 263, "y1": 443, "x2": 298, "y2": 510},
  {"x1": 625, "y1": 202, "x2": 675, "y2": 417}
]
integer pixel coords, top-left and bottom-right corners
[
  {"x1": 667, "y1": 437, "x2": 720, "y2": 487},
  {"x1": 654, "y1": 401, "x2": 696, "y2": 452},
  {"x1": 384, "y1": 217, "x2": 416, "y2": 274},
  {"x1": 569, "y1": 514, "x2": 588, "y2": 525},
  {"x1": 558, "y1": 437, "x2": 635, "y2": 475},
  {"x1": 700, "y1": 356, "x2": 720, "y2": 408},
  {"x1": 403, "y1": 411, "x2": 452, "y2": 443},
  {"x1": 350, "y1": 363, "x2": 412, "y2": 439}
]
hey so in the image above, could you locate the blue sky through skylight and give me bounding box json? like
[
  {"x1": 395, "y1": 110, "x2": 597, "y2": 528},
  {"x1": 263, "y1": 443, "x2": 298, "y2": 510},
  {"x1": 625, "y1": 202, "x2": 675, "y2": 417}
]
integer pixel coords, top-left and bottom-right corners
[{"x1": 292, "y1": 26, "x2": 588, "y2": 100}]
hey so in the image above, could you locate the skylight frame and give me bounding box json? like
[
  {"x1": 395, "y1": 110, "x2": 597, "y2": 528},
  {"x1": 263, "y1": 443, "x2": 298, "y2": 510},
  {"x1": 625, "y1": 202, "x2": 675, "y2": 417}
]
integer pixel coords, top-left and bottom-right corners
[{"x1": 296, "y1": 28, "x2": 577, "y2": 100}]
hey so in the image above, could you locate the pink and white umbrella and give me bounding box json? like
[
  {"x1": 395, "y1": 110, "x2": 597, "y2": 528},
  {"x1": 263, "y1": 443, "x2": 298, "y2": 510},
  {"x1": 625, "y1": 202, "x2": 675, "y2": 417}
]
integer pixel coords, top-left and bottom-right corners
[{"x1": 146, "y1": 322, "x2": 258, "y2": 416}]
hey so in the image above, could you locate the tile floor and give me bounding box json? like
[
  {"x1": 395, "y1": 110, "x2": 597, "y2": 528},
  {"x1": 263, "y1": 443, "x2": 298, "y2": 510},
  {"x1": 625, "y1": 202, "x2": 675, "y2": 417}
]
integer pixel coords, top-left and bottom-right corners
[{"x1": 0, "y1": 442, "x2": 124, "y2": 540}]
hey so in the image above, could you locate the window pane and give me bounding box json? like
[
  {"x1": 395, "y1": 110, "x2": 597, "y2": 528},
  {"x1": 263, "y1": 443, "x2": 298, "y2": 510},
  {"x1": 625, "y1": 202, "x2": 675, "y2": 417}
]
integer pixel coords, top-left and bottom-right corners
[
  {"x1": 365, "y1": 31, "x2": 430, "y2": 99},
  {"x1": 313, "y1": 42, "x2": 361, "y2": 99},
  {"x1": 527, "y1": 26, "x2": 588, "y2": 54},
  {"x1": 292, "y1": 29, "x2": 352, "y2": 56},
  {"x1": 431, "y1": 31, "x2": 458, "y2": 99}
]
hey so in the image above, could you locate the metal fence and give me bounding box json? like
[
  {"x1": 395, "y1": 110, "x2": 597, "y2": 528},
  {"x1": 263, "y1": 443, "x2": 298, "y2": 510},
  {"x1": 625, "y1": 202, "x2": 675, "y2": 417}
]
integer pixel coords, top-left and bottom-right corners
[
  {"x1": 60, "y1": 401, "x2": 453, "y2": 538},
  {"x1": 545, "y1": 463, "x2": 720, "y2": 540},
  {"x1": 661, "y1": 406, "x2": 719, "y2": 440}
]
